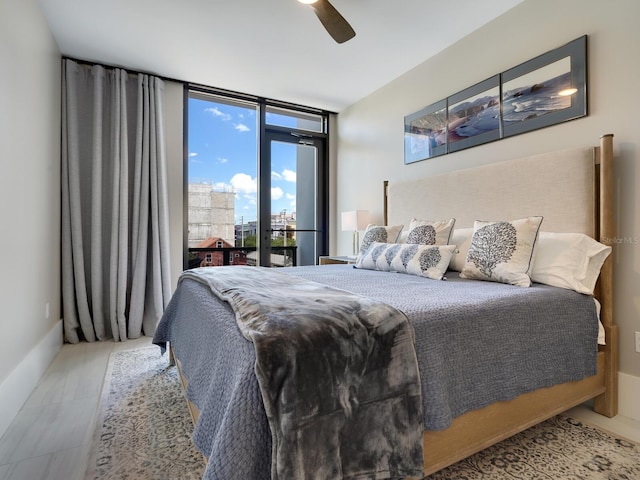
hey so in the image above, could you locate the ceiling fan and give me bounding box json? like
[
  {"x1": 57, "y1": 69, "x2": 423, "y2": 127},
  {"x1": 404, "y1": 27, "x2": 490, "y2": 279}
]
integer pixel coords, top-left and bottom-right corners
[{"x1": 298, "y1": 0, "x2": 356, "y2": 44}]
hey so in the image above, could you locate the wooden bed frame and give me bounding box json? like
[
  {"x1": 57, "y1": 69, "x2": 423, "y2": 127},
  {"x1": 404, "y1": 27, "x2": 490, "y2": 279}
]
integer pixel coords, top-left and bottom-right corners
[
  {"x1": 172, "y1": 134, "x2": 617, "y2": 477},
  {"x1": 383, "y1": 134, "x2": 617, "y2": 476}
]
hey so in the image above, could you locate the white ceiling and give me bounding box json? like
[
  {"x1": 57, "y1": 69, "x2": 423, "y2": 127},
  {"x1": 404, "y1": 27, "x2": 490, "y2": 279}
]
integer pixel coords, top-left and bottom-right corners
[{"x1": 38, "y1": 0, "x2": 524, "y2": 113}]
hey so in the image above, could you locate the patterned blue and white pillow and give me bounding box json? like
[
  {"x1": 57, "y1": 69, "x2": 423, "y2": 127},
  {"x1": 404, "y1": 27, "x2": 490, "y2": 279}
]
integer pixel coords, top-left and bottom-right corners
[
  {"x1": 357, "y1": 224, "x2": 404, "y2": 260},
  {"x1": 355, "y1": 242, "x2": 456, "y2": 280},
  {"x1": 405, "y1": 218, "x2": 456, "y2": 245},
  {"x1": 460, "y1": 216, "x2": 543, "y2": 287}
]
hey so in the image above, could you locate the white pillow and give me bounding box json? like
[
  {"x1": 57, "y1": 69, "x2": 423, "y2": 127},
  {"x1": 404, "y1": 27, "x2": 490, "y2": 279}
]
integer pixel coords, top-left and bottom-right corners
[
  {"x1": 449, "y1": 227, "x2": 473, "y2": 272},
  {"x1": 530, "y1": 232, "x2": 611, "y2": 295},
  {"x1": 356, "y1": 242, "x2": 456, "y2": 280},
  {"x1": 405, "y1": 218, "x2": 456, "y2": 245},
  {"x1": 357, "y1": 224, "x2": 403, "y2": 260},
  {"x1": 460, "y1": 216, "x2": 543, "y2": 287}
]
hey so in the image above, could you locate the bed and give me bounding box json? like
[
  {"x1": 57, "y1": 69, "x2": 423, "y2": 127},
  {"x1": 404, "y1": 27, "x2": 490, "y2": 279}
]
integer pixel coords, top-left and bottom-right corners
[{"x1": 153, "y1": 134, "x2": 617, "y2": 479}]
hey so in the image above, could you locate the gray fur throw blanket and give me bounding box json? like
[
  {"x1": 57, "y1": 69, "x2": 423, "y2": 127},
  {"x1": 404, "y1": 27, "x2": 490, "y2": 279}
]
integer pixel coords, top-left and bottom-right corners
[{"x1": 181, "y1": 266, "x2": 424, "y2": 480}]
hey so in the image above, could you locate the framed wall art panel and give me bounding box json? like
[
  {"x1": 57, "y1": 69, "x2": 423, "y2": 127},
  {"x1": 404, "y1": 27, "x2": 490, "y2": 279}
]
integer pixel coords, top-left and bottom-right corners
[
  {"x1": 502, "y1": 35, "x2": 587, "y2": 138},
  {"x1": 447, "y1": 75, "x2": 501, "y2": 153},
  {"x1": 404, "y1": 99, "x2": 448, "y2": 164}
]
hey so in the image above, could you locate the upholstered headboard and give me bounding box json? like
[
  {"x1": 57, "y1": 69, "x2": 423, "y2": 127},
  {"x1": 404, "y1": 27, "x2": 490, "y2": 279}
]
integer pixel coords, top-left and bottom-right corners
[{"x1": 386, "y1": 146, "x2": 599, "y2": 237}]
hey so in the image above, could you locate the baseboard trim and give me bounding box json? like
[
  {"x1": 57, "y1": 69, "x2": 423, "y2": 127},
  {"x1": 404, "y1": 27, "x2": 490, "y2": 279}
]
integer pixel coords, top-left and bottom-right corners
[
  {"x1": 0, "y1": 320, "x2": 63, "y2": 438},
  {"x1": 618, "y1": 371, "x2": 640, "y2": 422}
]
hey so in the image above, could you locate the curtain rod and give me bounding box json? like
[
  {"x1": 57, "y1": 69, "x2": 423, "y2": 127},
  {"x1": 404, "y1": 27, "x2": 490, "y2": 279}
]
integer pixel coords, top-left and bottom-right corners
[
  {"x1": 63, "y1": 55, "x2": 187, "y2": 85},
  {"x1": 62, "y1": 56, "x2": 334, "y2": 115}
]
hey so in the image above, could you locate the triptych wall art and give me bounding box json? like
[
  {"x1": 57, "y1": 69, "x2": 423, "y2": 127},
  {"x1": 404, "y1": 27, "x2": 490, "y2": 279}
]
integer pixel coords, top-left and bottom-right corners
[{"x1": 404, "y1": 36, "x2": 587, "y2": 164}]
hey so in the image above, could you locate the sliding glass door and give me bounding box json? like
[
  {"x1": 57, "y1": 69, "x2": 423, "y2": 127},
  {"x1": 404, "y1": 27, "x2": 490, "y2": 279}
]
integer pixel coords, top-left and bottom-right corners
[{"x1": 262, "y1": 132, "x2": 326, "y2": 267}]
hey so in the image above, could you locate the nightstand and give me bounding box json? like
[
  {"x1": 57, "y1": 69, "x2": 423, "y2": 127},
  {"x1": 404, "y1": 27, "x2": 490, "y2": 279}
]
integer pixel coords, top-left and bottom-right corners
[{"x1": 318, "y1": 255, "x2": 356, "y2": 265}]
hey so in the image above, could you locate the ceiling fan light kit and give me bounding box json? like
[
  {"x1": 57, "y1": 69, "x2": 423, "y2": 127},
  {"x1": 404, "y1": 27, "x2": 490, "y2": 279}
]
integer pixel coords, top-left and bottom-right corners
[{"x1": 299, "y1": 0, "x2": 356, "y2": 44}]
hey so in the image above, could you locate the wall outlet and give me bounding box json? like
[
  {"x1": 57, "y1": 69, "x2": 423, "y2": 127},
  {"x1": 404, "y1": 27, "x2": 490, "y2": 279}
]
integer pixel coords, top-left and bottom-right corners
[
  {"x1": 45, "y1": 302, "x2": 50, "y2": 320},
  {"x1": 636, "y1": 331, "x2": 640, "y2": 353}
]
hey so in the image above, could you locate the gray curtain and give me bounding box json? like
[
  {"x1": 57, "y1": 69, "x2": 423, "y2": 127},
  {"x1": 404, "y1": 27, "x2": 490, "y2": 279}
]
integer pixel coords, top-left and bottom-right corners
[{"x1": 61, "y1": 59, "x2": 171, "y2": 343}]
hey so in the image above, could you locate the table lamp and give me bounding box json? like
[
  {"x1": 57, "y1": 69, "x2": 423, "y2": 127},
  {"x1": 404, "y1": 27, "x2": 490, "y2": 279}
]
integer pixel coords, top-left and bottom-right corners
[{"x1": 341, "y1": 210, "x2": 369, "y2": 257}]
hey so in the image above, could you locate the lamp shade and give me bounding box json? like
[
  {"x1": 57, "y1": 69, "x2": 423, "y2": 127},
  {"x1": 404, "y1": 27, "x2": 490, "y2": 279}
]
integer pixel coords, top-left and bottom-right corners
[{"x1": 341, "y1": 210, "x2": 369, "y2": 231}]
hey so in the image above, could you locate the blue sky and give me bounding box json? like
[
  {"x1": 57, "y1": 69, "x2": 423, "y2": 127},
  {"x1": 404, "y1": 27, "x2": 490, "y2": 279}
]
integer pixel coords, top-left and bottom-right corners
[{"x1": 188, "y1": 97, "x2": 297, "y2": 224}]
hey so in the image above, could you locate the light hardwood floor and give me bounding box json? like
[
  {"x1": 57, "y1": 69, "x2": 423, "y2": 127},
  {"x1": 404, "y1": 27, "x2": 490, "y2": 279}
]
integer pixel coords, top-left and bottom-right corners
[
  {"x1": 0, "y1": 336, "x2": 153, "y2": 480},
  {"x1": 0, "y1": 337, "x2": 638, "y2": 480}
]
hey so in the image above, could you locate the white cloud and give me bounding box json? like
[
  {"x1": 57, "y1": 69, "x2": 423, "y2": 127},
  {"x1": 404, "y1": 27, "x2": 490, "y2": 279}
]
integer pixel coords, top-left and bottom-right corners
[
  {"x1": 204, "y1": 107, "x2": 231, "y2": 121},
  {"x1": 230, "y1": 173, "x2": 257, "y2": 194},
  {"x1": 286, "y1": 193, "x2": 296, "y2": 209},
  {"x1": 217, "y1": 157, "x2": 229, "y2": 164},
  {"x1": 282, "y1": 169, "x2": 296, "y2": 182},
  {"x1": 271, "y1": 187, "x2": 283, "y2": 200},
  {"x1": 189, "y1": 153, "x2": 203, "y2": 164},
  {"x1": 272, "y1": 169, "x2": 296, "y2": 182},
  {"x1": 234, "y1": 123, "x2": 250, "y2": 133},
  {"x1": 213, "y1": 181, "x2": 232, "y2": 192}
]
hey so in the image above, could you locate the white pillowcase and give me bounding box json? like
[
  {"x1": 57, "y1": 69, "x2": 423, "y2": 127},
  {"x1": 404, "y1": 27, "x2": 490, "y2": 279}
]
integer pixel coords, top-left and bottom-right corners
[
  {"x1": 405, "y1": 218, "x2": 456, "y2": 245},
  {"x1": 530, "y1": 232, "x2": 611, "y2": 295},
  {"x1": 460, "y1": 216, "x2": 543, "y2": 287},
  {"x1": 449, "y1": 227, "x2": 474, "y2": 272},
  {"x1": 356, "y1": 242, "x2": 456, "y2": 280}
]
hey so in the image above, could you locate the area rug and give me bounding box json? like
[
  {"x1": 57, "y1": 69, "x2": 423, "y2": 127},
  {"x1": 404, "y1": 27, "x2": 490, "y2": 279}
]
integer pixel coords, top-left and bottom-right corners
[
  {"x1": 87, "y1": 346, "x2": 640, "y2": 480},
  {"x1": 427, "y1": 415, "x2": 640, "y2": 479},
  {"x1": 85, "y1": 346, "x2": 205, "y2": 480}
]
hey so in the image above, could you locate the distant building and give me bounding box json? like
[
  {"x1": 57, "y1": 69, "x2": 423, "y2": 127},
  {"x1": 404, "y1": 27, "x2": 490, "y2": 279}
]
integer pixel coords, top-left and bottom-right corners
[
  {"x1": 187, "y1": 183, "x2": 299, "y2": 265},
  {"x1": 188, "y1": 183, "x2": 236, "y2": 248},
  {"x1": 191, "y1": 237, "x2": 247, "y2": 267},
  {"x1": 235, "y1": 219, "x2": 257, "y2": 247},
  {"x1": 270, "y1": 211, "x2": 296, "y2": 243}
]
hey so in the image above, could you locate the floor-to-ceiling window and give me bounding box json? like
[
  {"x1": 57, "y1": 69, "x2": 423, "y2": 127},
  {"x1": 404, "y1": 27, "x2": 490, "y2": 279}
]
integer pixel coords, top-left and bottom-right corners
[{"x1": 186, "y1": 87, "x2": 329, "y2": 268}]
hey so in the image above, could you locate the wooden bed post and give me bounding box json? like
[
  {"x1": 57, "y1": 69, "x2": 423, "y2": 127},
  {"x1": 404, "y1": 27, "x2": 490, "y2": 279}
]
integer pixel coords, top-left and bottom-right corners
[
  {"x1": 594, "y1": 133, "x2": 618, "y2": 417},
  {"x1": 383, "y1": 180, "x2": 389, "y2": 226}
]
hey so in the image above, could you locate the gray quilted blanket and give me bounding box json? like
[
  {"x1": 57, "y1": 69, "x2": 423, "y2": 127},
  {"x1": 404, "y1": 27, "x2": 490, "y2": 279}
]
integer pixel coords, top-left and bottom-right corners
[
  {"x1": 154, "y1": 265, "x2": 599, "y2": 479},
  {"x1": 180, "y1": 266, "x2": 424, "y2": 480}
]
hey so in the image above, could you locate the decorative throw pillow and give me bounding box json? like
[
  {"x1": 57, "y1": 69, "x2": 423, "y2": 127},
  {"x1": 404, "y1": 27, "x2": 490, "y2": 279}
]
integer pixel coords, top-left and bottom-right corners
[
  {"x1": 530, "y1": 232, "x2": 611, "y2": 295},
  {"x1": 405, "y1": 218, "x2": 456, "y2": 246},
  {"x1": 460, "y1": 216, "x2": 543, "y2": 287},
  {"x1": 448, "y1": 227, "x2": 474, "y2": 272},
  {"x1": 355, "y1": 242, "x2": 456, "y2": 280},
  {"x1": 357, "y1": 224, "x2": 403, "y2": 260}
]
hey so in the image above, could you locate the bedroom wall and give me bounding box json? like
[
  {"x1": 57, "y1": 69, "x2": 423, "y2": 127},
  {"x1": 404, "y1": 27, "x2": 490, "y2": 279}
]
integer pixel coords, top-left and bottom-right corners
[
  {"x1": 0, "y1": 0, "x2": 62, "y2": 434},
  {"x1": 335, "y1": 0, "x2": 640, "y2": 416},
  {"x1": 0, "y1": 1, "x2": 183, "y2": 436}
]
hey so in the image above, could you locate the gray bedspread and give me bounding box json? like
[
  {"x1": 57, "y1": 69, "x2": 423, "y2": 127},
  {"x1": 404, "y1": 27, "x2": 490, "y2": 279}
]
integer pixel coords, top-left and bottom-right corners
[
  {"x1": 153, "y1": 265, "x2": 599, "y2": 480},
  {"x1": 178, "y1": 266, "x2": 423, "y2": 480}
]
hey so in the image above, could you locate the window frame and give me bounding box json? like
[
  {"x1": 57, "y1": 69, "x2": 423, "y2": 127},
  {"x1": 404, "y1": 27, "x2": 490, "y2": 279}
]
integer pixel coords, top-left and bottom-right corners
[{"x1": 183, "y1": 85, "x2": 331, "y2": 269}]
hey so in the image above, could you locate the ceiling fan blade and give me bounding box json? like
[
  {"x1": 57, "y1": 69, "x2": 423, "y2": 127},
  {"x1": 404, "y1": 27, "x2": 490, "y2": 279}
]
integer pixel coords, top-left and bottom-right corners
[{"x1": 309, "y1": 0, "x2": 356, "y2": 44}]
